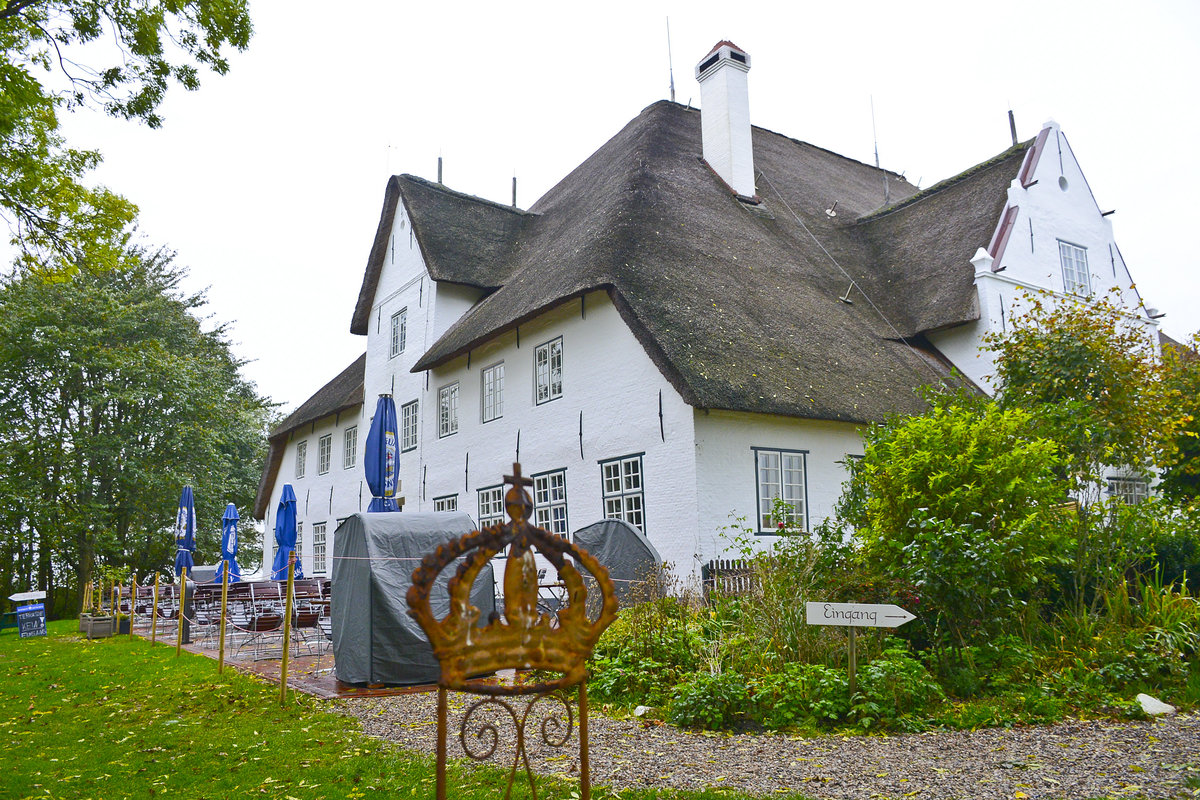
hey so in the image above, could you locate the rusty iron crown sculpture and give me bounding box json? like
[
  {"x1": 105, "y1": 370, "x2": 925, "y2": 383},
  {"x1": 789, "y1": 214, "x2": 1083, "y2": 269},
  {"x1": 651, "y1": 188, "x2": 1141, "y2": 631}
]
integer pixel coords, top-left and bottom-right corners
[{"x1": 406, "y1": 463, "x2": 619, "y2": 695}]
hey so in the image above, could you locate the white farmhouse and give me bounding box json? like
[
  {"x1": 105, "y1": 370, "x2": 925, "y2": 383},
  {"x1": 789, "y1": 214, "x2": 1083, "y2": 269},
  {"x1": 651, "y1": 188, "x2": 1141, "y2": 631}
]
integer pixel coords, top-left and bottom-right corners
[{"x1": 254, "y1": 41, "x2": 1158, "y2": 580}]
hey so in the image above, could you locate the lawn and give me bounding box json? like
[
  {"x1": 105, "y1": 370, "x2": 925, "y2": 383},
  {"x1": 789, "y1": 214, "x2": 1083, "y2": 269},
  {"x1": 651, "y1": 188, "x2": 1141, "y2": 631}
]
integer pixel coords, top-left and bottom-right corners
[{"x1": 0, "y1": 621, "x2": 800, "y2": 800}]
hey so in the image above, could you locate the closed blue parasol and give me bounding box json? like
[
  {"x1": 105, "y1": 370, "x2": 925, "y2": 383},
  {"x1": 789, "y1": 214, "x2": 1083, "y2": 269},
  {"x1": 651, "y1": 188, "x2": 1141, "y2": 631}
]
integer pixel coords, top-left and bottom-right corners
[
  {"x1": 270, "y1": 484, "x2": 304, "y2": 580},
  {"x1": 174, "y1": 486, "x2": 197, "y2": 578},
  {"x1": 364, "y1": 394, "x2": 401, "y2": 512},
  {"x1": 213, "y1": 503, "x2": 242, "y2": 584}
]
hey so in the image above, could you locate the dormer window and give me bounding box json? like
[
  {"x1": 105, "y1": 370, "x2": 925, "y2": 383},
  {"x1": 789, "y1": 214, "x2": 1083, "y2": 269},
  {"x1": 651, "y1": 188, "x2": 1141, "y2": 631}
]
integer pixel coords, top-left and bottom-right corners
[{"x1": 1058, "y1": 241, "x2": 1090, "y2": 295}]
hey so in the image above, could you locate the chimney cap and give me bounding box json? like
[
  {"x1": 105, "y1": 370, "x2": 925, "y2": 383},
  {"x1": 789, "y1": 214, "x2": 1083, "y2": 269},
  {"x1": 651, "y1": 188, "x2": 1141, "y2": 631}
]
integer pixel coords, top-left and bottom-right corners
[{"x1": 696, "y1": 40, "x2": 750, "y2": 79}]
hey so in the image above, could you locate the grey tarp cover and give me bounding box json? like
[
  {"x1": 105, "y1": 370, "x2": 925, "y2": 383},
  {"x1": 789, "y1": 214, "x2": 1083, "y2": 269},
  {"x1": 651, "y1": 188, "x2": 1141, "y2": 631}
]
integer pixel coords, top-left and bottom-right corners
[
  {"x1": 571, "y1": 519, "x2": 663, "y2": 605},
  {"x1": 331, "y1": 512, "x2": 495, "y2": 685}
]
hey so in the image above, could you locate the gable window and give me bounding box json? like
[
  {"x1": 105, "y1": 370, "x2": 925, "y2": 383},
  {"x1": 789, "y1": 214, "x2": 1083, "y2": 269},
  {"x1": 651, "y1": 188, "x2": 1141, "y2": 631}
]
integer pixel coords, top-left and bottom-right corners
[
  {"x1": 534, "y1": 337, "x2": 563, "y2": 404},
  {"x1": 343, "y1": 426, "x2": 358, "y2": 470},
  {"x1": 478, "y1": 485, "x2": 505, "y2": 527},
  {"x1": 438, "y1": 383, "x2": 459, "y2": 437},
  {"x1": 317, "y1": 433, "x2": 332, "y2": 475},
  {"x1": 533, "y1": 469, "x2": 568, "y2": 535},
  {"x1": 1108, "y1": 477, "x2": 1149, "y2": 505},
  {"x1": 753, "y1": 448, "x2": 807, "y2": 532},
  {"x1": 401, "y1": 400, "x2": 418, "y2": 451},
  {"x1": 481, "y1": 362, "x2": 504, "y2": 422},
  {"x1": 295, "y1": 440, "x2": 307, "y2": 479},
  {"x1": 434, "y1": 494, "x2": 458, "y2": 512},
  {"x1": 1059, "y1": 241, "x2": 1091, "y2": 295},
  {"x1": 390, "y1": 308, "x2": 408, "y2": 358},
  {"x1": 312, "y1": 522, "x2": 327, "y2": 574},
  {"x1": 601, "y1": 454, "x2": 645, "y2": 532}
]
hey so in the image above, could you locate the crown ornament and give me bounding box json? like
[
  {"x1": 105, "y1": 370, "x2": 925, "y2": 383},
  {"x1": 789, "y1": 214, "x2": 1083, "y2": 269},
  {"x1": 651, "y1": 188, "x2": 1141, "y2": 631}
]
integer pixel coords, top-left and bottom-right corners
[{"x1": 407, "y1": 463, "x2": 619, "y2": 694}]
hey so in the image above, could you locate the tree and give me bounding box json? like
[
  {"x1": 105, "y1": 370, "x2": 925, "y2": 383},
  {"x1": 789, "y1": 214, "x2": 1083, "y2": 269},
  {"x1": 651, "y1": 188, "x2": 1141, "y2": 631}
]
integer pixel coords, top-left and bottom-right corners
[
  {"x1": 0, "y1": 248, "x2": 271, "y2": 614},
  {"x1": 1158, "y1": 333, "x2": 1200, "y2": 506},
  {"x1": 0, "y1": 1, "x2": 252, "y2": 270}
]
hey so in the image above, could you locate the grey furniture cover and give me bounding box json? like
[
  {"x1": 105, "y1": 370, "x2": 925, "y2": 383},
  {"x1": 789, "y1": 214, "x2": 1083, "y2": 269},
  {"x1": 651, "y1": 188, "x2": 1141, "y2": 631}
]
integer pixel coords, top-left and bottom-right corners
[
  {"x1": 331, "y1": 512, "x2": 495, "y2": 686},
  {"x1": 571, "y1": 519, "x2": 664, "y2": 606}
]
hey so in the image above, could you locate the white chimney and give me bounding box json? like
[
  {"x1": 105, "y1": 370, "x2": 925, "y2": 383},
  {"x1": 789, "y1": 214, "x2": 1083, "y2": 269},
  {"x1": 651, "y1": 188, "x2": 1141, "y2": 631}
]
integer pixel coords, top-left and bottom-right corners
[{"x1": 695, "y1": 41, "x2": 755, "y2": 198}]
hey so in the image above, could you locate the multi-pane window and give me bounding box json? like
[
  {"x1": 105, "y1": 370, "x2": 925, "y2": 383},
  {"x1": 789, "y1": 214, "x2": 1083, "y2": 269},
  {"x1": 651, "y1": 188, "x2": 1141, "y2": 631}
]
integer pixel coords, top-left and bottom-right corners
[
  {"x1": 478, "y1": 485, "x2": 505, "y2": 527},
  {"x1": 601, "y1": 454, "x2": 645, "y2": 532},
  {"x1": 1059, "y1": 241, "x2": 1090, "y2": 295},
  {"x1": 401, "y1": 400, "x2": 418, "y2": 451},
  {"x1": 343, "y1": 426, "x2": 358, "y2": 470},
  {"x1": 534, "y1": 470, "x2": 568, "y2": 535},
  {"x1": 754, "y1": 448, "x2": 807, "y2": 532},
  {"x1": 481, "y1": 362, "x2": 504, "y2": 422},
  {"x1": 390, "y1": 308, "x2": 407, "y2": 358},
  {"x1": 534, "y1": 337, "x2": 563, "y2": 404},
  {"x1": 438, "y1": 383, "x2": 459, "y2": 437},
  {"x1": 295, "y1": 440, "x2": 307, "y2": 479},
  {"x1": 434, "y1": 495, "x2": 458, "y2": 512},
  {"x1": 317, "y1": 433, "x2": 332, "y2": 475},
  {"x1": 1108, "y1": 477, "x2": 1149, "y2": 505},
  {"x1": 312, "y1": 522, "x2": 327, "y2": 574},
  {"x1": 295, "y1": 521, "x2": 303, "y2": 563}
]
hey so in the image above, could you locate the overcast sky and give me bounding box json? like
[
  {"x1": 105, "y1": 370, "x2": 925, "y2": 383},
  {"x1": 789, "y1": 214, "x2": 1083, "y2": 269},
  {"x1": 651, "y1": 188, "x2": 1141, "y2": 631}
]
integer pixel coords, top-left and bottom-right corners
[{"x1": 50, "y1": 0, "x2": 1200, "y2": 414}]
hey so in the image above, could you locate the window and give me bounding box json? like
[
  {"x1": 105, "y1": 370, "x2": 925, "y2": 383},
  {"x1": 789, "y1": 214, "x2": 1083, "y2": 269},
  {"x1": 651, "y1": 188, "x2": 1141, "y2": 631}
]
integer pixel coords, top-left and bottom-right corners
[
  {"x1": 343, "y1": 426, "x2": 358, "y2": 470},
  {"x1": 534, "y1": 337, "x2": 563, "y2": 404},
  {"x1": 481, "y1": 362, "x2": 504, "y2": 422},
  {"x1": 434, "y1": 494, "x2": 458, "y2": 512},
  {"x1": 1059, "y1": 241, "x2": 1090, "y2": 295},
  {"x1": 401, "y1": 400, "x2": 418, "y2": 451},
  {"x1": 312, "y1": 522, "x2": 327, "y2": 574},
  {"x1": 295, "y1": 521, "x2": 303, "y2": 563},
  {"x1": 754, "y1": 448, "x2": 807, "y2": 532},
  {"x1": 438, "y1": 383, "x2": 459, "y2": 437},
  {"x1": 533, "y1": 469, "x2": 568, "y2": 535},
  {"x1": 317, "y1": 433, "x2": 332, "y2": 475},
  {"x1": 1108, "y1": 477, "x2": 1149, "y2": 505},
  {"x1": 390, "y1": 308, "x2": 407, "y2": 358},
  {"x1": 478, "y1": 485, "x2": 505, "y2": 527},
  {"x1": 295, "y1": 440, "x2": 307, "y2": 479},
  {"x1": 601, "y1": 454, "x2": 645, "y2": 532}
]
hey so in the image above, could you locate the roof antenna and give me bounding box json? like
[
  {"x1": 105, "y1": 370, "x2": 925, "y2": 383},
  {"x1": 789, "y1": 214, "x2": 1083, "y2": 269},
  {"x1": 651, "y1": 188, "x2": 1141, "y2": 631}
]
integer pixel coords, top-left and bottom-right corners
[
  {"x1": 839, "y1": 283, "x2": 855, "y2": 304},
  {"x1": 871, "y1": 96, "x2": 890, "y2": 205},
  {"x1": 666, "y1": 17, "x2": 676, "y2": 103},
  {"x1": 1008, "y1": 108, "x2": 1018, "y2": 147},
  {"x1": 437, "y1": 154, "x2": 443, "y2": 184}
]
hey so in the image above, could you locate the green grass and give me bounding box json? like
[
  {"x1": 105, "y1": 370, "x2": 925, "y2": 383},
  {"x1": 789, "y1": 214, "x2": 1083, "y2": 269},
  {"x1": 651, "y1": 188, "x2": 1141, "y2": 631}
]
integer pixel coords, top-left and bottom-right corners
[{"x1": 0, "y1": 621, "x2": 805, "y2": 800}]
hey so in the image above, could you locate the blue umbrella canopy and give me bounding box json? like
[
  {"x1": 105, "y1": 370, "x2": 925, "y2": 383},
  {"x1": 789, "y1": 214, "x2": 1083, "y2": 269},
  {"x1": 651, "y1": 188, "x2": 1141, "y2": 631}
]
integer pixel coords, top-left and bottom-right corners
[
  {"x1": 364, "y1": 394, "x2": 401, "y2": 512},
  {"x1": 173, "y1": 486, "x2": 196, "y2": 579},
  {"x1": 213, "y1": 503, "x2": 243, "y2": 584},
  {"x1": 270, "y1": 484, "x2": 304, "y2": 580}
]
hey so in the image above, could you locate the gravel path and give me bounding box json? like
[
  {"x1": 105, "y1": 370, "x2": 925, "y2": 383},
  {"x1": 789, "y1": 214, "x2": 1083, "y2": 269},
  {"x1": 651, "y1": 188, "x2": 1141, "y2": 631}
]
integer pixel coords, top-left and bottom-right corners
[{"x1": 338, "y1": 691, "x2": 1200, "y2": 799}]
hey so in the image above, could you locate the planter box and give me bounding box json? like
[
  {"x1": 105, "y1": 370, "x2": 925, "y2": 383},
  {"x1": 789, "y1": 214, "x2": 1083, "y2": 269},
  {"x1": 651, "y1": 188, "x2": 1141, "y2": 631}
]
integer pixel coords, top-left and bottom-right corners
[{"x1": 80, "y1": 614, "x2": 114, "y2": 639}]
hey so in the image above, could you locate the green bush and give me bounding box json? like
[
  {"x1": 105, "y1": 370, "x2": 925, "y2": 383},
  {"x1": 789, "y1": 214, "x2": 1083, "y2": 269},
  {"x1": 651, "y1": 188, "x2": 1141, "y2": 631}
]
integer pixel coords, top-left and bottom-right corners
[
  {"x1": 750, "y1": 663, "x2": 850, "y2": 730},
  {"x1": 667, "y1": 670, "x2": 750, "y2": 730},
  {"x1": 854, "y1": 641, "x2": 945, "y2": 730}
]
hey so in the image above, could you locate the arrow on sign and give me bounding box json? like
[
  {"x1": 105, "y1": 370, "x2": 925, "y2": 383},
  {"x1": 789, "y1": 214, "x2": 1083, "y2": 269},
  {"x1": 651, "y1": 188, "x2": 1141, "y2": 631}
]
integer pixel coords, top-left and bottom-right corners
[{"x1": 805, "y1": 602, "x2": 916, "y2": 629}]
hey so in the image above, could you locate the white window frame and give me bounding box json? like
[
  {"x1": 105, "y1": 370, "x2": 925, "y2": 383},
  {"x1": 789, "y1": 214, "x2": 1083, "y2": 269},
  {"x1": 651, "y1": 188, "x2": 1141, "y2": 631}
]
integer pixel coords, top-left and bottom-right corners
[
  {"x1": 295, "y1": 521, "x2": 303, "y2": 563},
  {"x1": 1058, "y1": 241, "x2": 1091, "y2": 296},
  {"x1": 533, "y1": 469, "x2": 568, "y2": 536},
  {"x1": 312, "y1": 522, "x2": 327, "y2": 574},
  {"x1": 343, "y1": 426, "x2": 358, "y2": 470},
  {"x1": 534, "y1": 337, "x2": 563, "y2": 404},
  {"x1": 1107, "y1": 477, "x2": 1149, "y2": 505},
  {"x1": 295, "y1": 440, "x2": 307, "y2": 479},
  {"x1": 753, "y1": 447, "x2": 808, "y2": 533},
  {"x1": 390, "y1": 308, "x2": 408, "y2": 358},
  {"x1": 438, "y1": 383, "x2": 459, "y2": 438},
  {"x1": 401, "y1": 400, "x2": 418, "y2": 452},
  {"x1": 317, "y1": 433, "x2": 332, "y2": 475},
  {"x1": 477, "y1": 485, "x2": 505, "y2": 528},
  {"x1": 434, "y1": 494, "x2": 458, "y2": 512},
  {"x1": 481, "y1": 361, "x2": 505, "y2": 423},
  {"x1": 600, "y1": 454, "x2": 645, "y2": 532}
]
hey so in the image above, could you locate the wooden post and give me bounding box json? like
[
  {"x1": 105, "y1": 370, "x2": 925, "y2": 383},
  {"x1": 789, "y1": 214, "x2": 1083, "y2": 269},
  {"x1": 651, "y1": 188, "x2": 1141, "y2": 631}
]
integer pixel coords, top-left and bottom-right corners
[
  {"x1": 176, "y1": 577, "x2": 185, "y2": 657},
  {"x1": 580, "y1": 680, "x2": 591, "y2": 800},
  {"x1": 129, "y1": 573, "x2": 137, "y2": 638},
  {"x1": 150, "y1": 574, "x2": 159, "y2": 644},
  {"x1": 218, "y1": 561, "x2": 230, "y2": 674},
  {"x1": 279, "y1": 553, "x2": 296, "y2": 706},
  {"x1": 848, "y1": 627, "x2": 857, "y2": 698}
]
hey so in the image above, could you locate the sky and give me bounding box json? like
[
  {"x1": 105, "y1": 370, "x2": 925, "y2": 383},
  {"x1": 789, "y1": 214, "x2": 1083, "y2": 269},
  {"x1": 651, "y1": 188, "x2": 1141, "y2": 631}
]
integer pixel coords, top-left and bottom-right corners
[{"x1": 46, "y1": 0, "x2": 1200, "y2": 415}]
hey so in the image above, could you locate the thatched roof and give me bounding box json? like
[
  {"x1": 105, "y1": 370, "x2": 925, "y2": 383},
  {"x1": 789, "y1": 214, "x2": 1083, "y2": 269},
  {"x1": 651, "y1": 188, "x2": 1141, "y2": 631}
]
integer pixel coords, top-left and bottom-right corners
[
  {"x1": 355, "y1": 101, "x2": 1030, "y2": 425},
  {"x1": 253, "y1": 354, "x2": 365, "y2": 519}
]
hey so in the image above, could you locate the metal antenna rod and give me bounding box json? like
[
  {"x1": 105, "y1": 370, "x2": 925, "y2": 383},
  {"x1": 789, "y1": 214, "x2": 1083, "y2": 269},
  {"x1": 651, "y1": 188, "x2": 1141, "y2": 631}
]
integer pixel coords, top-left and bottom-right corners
[
  {"x1": 666, "y1": 18, "x2": 676, "y2": 103},
  {"x1": 871, "y1": 96, "x2": 890, "y2": 205}
]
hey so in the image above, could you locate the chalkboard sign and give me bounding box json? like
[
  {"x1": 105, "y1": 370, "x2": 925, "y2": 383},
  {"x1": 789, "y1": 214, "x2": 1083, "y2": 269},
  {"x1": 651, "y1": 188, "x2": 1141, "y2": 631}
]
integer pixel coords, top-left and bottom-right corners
[{"x1": 17, "y1": 603, "x2": 46, "y2": 638}]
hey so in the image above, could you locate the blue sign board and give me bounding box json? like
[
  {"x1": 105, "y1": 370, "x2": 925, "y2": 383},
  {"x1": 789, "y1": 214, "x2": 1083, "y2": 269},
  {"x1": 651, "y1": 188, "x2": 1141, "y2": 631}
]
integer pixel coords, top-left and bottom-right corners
[{"x1": 17, "y1": 603, "x2": 46, "y2": 638}]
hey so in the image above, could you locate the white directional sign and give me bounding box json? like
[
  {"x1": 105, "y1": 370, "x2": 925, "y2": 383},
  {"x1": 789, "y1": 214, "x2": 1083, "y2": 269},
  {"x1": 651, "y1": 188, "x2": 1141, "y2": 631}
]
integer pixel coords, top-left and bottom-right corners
[{"x1": 806, "y1": 602, "x2": 916, "y2": 629}]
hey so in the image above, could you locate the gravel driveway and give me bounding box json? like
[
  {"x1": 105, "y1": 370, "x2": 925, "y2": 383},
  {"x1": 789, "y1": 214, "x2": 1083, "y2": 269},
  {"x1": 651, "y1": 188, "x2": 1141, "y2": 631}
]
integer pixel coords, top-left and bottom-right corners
[{"x1": 338, "y1": 690, "x2": 1200, "y2": 799}]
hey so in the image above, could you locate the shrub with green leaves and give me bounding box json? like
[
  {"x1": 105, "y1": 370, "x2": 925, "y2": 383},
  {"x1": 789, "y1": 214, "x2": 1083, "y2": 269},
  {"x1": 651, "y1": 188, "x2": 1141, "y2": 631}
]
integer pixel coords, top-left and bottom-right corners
[
  {"x1": 667, "y1": 670, "x2": 750, "y2": 730},
  {"x1": 750, "y1": 663, "x2": 850, "y2": 730},
  {"x1": 854, "y1": 641, "x2": 945, "y2": 730}
]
